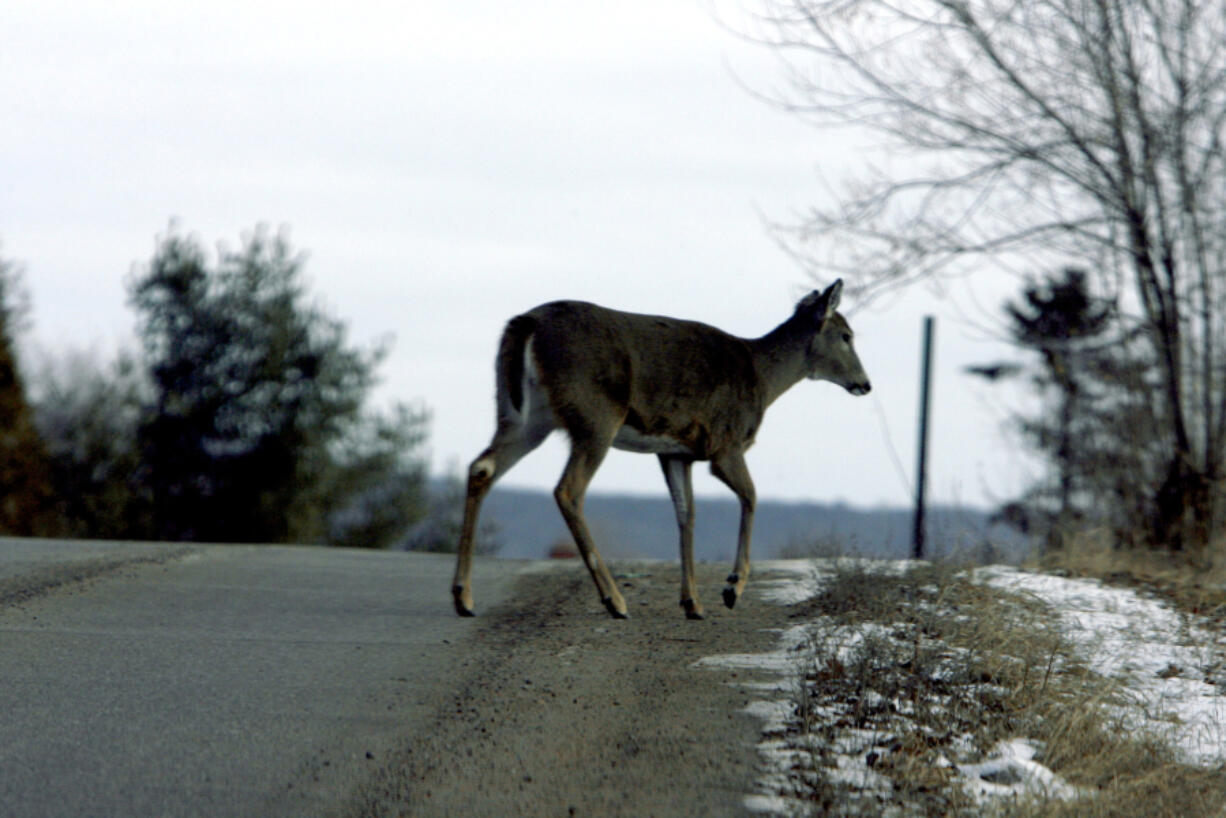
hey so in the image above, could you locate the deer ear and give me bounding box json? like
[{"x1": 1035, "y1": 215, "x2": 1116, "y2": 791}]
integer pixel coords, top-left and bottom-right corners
[
  {"x1": 794, "y1": 278, "x2": 843, "y2": 323},
  {"x1": 821, "y1": 279, "x2": 843, "y2": 317},
  {"x1": 800, "y1": 279, "x2": 842, "y2": 325}
]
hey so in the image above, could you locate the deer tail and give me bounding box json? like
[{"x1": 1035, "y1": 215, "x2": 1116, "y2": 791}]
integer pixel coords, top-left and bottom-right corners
[{"x1": 496, "y1": 313, "x2": 538, "y2": 417}]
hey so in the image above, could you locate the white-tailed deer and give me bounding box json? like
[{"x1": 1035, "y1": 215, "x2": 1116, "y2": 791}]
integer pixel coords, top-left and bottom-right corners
[{"x1": 452, "y1": 280, "x2": 870, "y2": 619}]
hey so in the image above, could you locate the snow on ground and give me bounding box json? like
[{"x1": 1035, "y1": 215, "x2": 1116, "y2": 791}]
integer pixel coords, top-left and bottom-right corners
[
  {"x1": 698, "y1": 559, "x2": 1226, "y2": 815},
  {"x1": 955, "y1": 738, "x2": 1085, "y2": 802},
  {"x1": 979, "y1": 566, "x2": 1226, "y2": 766}
]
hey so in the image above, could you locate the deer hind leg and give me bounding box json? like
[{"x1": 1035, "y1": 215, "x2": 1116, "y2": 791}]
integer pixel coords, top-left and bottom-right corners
[
  {"x1": 554, "y1": 423, "x2": 627, "y2": 619},
  {"x1": 711, "y1": 451, "x2": 756, "y2": 610},
  {"x1": 452, "y1": 414, "x2": 553, "y2": 617},
  {"x1": 659, "y1": 455, "x2": 703, "y2": 619}
]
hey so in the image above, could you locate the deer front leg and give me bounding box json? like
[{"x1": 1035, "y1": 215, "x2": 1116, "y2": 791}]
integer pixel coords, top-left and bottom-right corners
[
  {"x1": 723, "y1": 501, "x2": 755, "y2": 608},
  {"x1": 660, "y1": 455, "x2": 703, "y2": 619},
  {"x1": 711, "y1": 451, "x2": 756, "y2": 609}
]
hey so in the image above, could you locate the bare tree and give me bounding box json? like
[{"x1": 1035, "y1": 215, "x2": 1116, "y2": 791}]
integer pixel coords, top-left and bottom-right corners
[{"x1": 743, "y1": 0, "x2": 1226, "y2": 548}]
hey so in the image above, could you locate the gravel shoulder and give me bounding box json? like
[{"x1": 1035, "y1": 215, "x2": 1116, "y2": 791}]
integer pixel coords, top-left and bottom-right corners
[{"x1": 348, "y1": 560, "x2": 801, "y2": 818}]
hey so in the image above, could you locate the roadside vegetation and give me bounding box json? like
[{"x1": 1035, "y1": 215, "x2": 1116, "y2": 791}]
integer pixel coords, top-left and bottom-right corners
[
  {"x1": 764, "y1": 557, "x2": 1226, "y2": 817},
  {"x1": 0, "y1": 227, "x2": 431, "y2": 548}
]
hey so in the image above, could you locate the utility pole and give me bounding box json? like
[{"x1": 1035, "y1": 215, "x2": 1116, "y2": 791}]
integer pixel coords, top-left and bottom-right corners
[{"x1": 912, "y1": 316, "x2": 935, "y2": 560}]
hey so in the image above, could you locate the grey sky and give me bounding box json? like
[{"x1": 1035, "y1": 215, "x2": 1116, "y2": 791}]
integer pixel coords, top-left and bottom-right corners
[{"x1": 2, "y1": 0, "x2": 1030, "y2": 509}]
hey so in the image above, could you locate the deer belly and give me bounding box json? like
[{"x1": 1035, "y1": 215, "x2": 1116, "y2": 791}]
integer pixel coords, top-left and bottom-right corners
[{"x1": 611, "y1": 426, "x2": 694, "y2": 455}]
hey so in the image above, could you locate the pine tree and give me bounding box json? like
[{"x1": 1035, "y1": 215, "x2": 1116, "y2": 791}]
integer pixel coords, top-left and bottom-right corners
[
  {"x1": 130, "y1": 225, "x2": 428, "y2": 546},
  {"x1": 970, "y1": 269, "x2": 1125, "y2": 548},
  {"x1": 0, "y1": 256, "x2": 55, "y2": 535}
]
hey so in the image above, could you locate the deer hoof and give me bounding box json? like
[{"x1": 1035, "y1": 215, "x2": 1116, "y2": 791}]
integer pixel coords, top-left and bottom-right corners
[
  {"x1": 681, "y1": 599, "x2": 706, "y2": 620},
  {"x1": 722, "y1": 585, "x2": 738, "y2": 609},
  {"x1": 452, "y1": 585, "x2": 475, "y2": 617},
  {"x1": 603, "y1": 595, "x2": 629, "y2": 619}
]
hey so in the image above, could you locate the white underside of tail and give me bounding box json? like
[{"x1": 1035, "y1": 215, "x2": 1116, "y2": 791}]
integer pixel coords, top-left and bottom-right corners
[{"x1": 516, "y1": 337, "x2": 552, "y2": 426}]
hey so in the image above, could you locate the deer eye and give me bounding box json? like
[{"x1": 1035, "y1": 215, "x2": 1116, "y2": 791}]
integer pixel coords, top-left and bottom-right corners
[{"x1": 842, "y1": 332, "x2": 852, "y2": 343}]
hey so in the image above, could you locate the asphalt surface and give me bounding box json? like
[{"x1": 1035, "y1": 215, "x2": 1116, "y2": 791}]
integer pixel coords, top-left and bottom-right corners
[
  {"x1": 0, "y1": 539, "x2": 524, "y2": 818},
  {"x1": 0, "y1": 539, "x2": 793, "y2": 818}
]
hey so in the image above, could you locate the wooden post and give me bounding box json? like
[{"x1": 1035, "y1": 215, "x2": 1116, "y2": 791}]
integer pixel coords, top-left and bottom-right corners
[{"x1": 912, "y1": 316, "x2": 935, "y2": 560}]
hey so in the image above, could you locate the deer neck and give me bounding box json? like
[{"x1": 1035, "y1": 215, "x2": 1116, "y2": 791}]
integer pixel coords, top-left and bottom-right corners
[{"x1": 749, "y1": 316, "x2": 814, "y2": 407}]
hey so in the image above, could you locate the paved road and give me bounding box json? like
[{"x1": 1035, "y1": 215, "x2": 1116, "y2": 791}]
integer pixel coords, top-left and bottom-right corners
[{"x1": 0, "y1": 539, "x2": 523, "y2": 818}]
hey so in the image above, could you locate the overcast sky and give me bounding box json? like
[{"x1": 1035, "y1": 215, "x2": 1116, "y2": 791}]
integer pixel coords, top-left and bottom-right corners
[{"x1": 1, "y1": 0, "x2": 1034, "y2": 510}]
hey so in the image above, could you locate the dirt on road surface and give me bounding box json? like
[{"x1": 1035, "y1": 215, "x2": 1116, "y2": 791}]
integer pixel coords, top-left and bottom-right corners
[{"x1": 349, "y1": 561, "x2": 798, "y2": 818}]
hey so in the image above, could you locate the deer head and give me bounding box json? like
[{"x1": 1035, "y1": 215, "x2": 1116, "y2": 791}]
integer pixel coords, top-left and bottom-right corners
[{"x1": 798, "y1": 280, "x2": 872, "y2": 396}]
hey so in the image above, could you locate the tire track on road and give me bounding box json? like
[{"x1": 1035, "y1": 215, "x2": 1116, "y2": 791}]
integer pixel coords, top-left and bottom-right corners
[{"x1": 0, "y1": 543, "x2": 195, "y2": 609}]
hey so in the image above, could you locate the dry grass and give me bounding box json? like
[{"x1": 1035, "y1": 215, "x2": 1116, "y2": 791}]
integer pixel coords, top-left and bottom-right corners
[
  {"x1": 783, "y1": 558, "x2": 1226, "y2": 817},
  {"x1": 1038, "y1": 530, "x2": 1226, "y2": 622}
]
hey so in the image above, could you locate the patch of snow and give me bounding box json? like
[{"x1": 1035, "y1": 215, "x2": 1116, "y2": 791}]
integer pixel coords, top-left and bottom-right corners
[
  {"x1": 751, "y1": 559, "x2": 828, "y2": 605},
  {"x1": 695, "y1": 624, "x2": 813, "y2": 675},
  {"x1": 743, "y1": 793, "x2": 795, "y2": 814},
  {"x1": 978, "y1": 566, "x2": 1226, "y2": 765},
  {"x1": 742, "y1": 699, "x2": 798, "y2": 735},
  {"x1": 956, "y1": 738, "x2": 1085, "y2": 802}
]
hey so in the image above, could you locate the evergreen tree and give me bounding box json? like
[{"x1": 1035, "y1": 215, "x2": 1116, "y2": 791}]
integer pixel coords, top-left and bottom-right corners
[
  {"x1": 129, "y1": 225, "x2": 428, "y2": 546},
  {"x1": 970, "y1": 269, "x2": 1125, "y2": 548},
  {"x1": 1007, "y1": 269, "x2": 1110, "y2": 538},
  {"x1": 32, "y1": 351, "x2": 153, "y2": 539},
  {"x1": 0, "y1": 255, "x2": 55, "y2": 535}
]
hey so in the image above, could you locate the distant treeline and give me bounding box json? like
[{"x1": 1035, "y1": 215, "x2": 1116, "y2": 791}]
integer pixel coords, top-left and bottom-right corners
[{"x1": 0, "y1": 225, "x2": 429, "y2": 548}]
